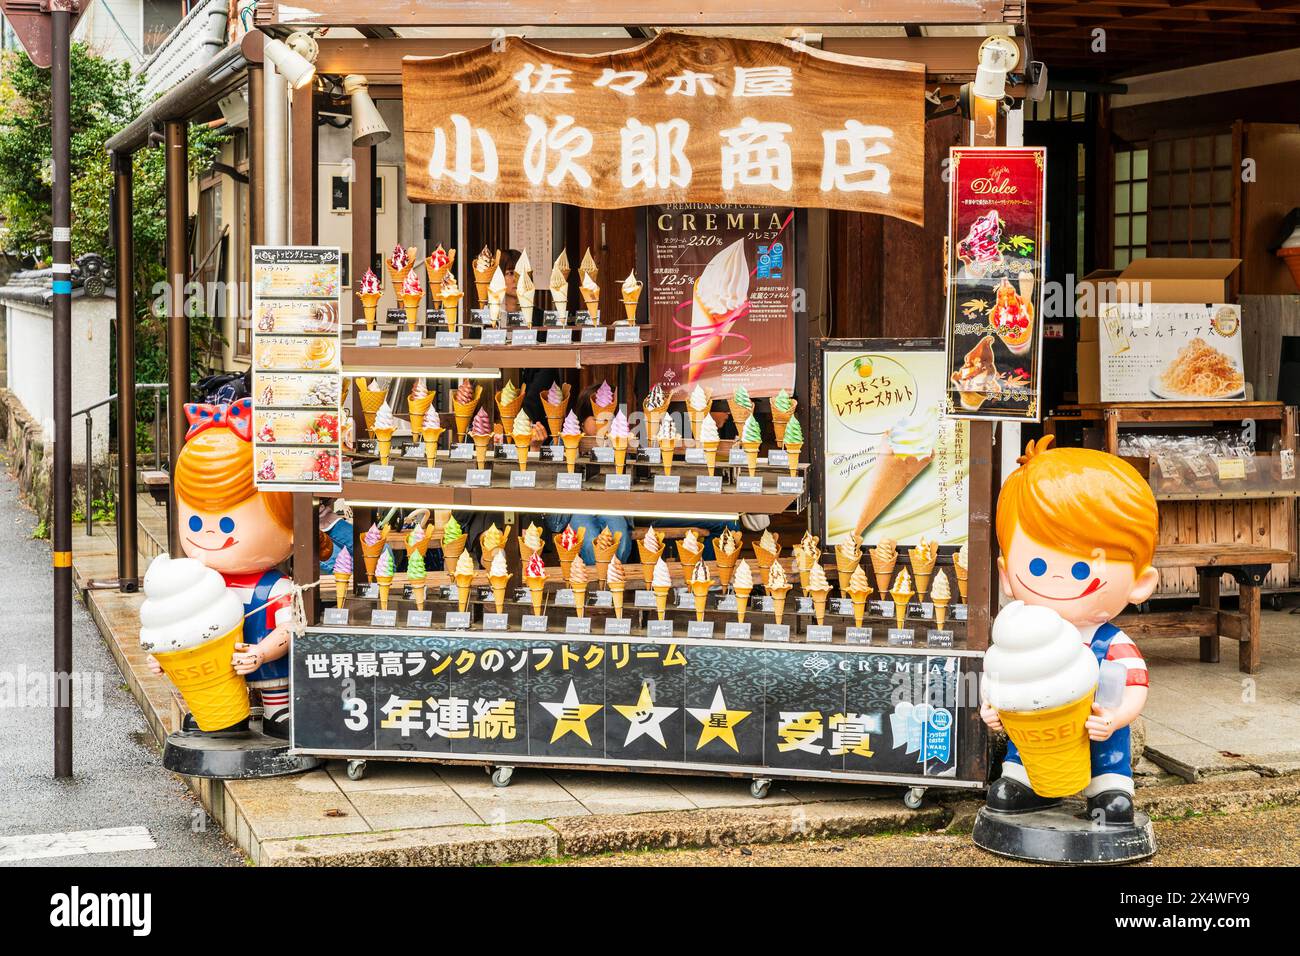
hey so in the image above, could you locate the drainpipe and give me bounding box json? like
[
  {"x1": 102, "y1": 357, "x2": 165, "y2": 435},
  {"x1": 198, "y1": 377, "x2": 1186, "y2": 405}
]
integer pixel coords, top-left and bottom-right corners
[
  {"x1": 264, "y1": 62, "x2": 288, "y2": 244},
  {"x1": 112, "y1": 151, "x2": 138, "y2": 591},
  {"x1": 165, "y1": 120, "x2": 189, "y2": 557}
]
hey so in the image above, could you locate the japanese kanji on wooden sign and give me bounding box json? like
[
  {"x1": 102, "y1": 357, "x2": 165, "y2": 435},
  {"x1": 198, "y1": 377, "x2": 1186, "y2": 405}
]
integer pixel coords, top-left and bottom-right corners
[{"x1": 402, "y1": 31, "x2": 926, "y2": 223}]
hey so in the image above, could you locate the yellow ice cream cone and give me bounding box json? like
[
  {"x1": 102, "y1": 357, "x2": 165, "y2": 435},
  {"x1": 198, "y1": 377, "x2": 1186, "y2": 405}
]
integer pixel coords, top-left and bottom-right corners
[
  {"x1": 612, "y1": 435, "x2": 628, "y2": 475},
  {"x1": 456, "y1": 574, "x2": 475, "y2": 612},
  {"x1": 654, "y1": 585, "x2": 670, "y2": 621},
  {"x1": 743, "y1": 440, "x2": 760, "y2": 478},
  {"x1": 377, "y1": 576, "x2": 393, "y2": 611},
  {"x1": 490, "y1": 576, "x2": 509, "y2": 615},
  {"x1": 998, "y1": 695, "x2": 1096, "y2": 798},
  {"x1": 400, "y1": 292, "x2": 423, "y2": 332},
  {"x1": 734, "y1": 587, "x2": 752, "y2": 623},
  {"x1": 770, "y1": 587, "x2": 790, "y2": 625},
  {"x1": 609, "y1": 583, "x2": 625, "y2": 619},
  {"x1": 441, "y1": 290, "x2": 463, "y2": 332},
  {"x1": 635, "y1": 541, "x2": 664, "y2": 588},
  {"x1": 850, "y1": 589, "x2": 870, "y2": 627},
  {"x1": 153, "y1": 624, "x2": 250, "y2": 732},
  {"x1": 515, "y1": 440, "x2": 530, "y2": 472},
  {"x1": 933, "y1": 597, "x2": 950, "y2": 630},
  {"x1": 691, "y1": 580, "x2": 710, "y2": 621},
  {"x1": 407, "y1": 391, "x2": 435, "y2": 434},
  {"x1": 572, "y1": 583, "x2": 589, "y2": 618},
  {"x1": 659, "y1": 439, "x2": 675, "y2": 475},
  {"x1": 472, "y1": 433, "x2": 491, "y2": 470},
  {"x1": 333, "y1": 571, "x2": 350, "y2": 609},
  {"x1": 785, "y1": 442, "x2": 803, "y2": 478},
  {"x1": 890, "y1": 588, "x2": 914, "y2": 629},
  {"x1": 526, "y1": 577, "x2": 546, "y2": 616},
  {"x1": 421, "y1": 427, "x2": 443, "y2": 467},
  {"x1": 412, "y1": 583, "x2": 427, "y2": 612},
  {"x1": 703, "y1": 440, "x2": 719, "y2": 476},
  {"x1": 810, "y1": 590, "x2": 830, "y2": 626},
  {"x1": 373, "y1": 428, "x2": 394, "y2": 466},
  {"x1": 563, "y1": 433, "x2": 582, "y2": 473},
  {"x1": 357, "y1": 291, "x2": 382, "y2": 331},
  {"x1": 954, "y1": 565, "x2": 968, "y2": 603}
]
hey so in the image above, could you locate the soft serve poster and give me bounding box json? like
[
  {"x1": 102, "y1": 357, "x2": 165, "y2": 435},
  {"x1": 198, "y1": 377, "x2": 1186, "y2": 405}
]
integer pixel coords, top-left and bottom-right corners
[
  {"x1": 647, "y1": 205, "x2": 796, "y2": 399},
  {"x1": 821, "y1": 345, "x2": 969, "y2": 547}
]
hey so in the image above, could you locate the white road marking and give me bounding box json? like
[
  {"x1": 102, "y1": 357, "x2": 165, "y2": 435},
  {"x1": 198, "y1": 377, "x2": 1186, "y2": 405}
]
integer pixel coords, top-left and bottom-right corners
[{"x1": 0, "y1": 826, "x2": 156, "y2": 862}]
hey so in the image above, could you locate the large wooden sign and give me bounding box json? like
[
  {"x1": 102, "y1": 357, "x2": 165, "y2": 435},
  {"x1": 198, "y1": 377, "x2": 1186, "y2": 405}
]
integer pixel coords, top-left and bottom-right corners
[{"x1": 402, "y1": 32, "x2": 925, "y2": 223}]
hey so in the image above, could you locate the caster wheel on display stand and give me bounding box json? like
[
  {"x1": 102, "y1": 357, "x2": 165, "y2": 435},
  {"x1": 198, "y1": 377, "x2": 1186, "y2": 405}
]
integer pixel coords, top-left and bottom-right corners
[
  {"x1": 491, "y1": 766, "x2": 514, "y2": 788},
  {"x1": 749, "y1": 778, "x2": 772, "y2": 800},
  {"x1": 903, "y1": 787, "x2": 926, "y2": 810},
  {"x1": 346, "y1": 759, "x2": 368, "y2": 781}
]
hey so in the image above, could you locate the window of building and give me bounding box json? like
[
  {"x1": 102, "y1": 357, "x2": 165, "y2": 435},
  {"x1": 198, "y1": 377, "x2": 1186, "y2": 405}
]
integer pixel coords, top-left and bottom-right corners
[
  {"x1": 142, "y1": 2, "x2": 185, "y2": 57},
  {"x1": 1112, "y1": 146, "x2": 1148, "y2": 269},
  {"x1": 1147, "y1": 131, "x2": 1235, "y2": 258}
]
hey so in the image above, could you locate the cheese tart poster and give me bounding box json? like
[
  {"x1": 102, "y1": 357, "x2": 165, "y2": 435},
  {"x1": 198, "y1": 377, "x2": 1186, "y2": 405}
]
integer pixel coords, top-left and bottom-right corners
[
  {"x1": 943, "y1": 147, "x2": 1046, "y2": 422},
  {"x1": 819, "y1": 342, "x2": 969, "y2": 548},
  {"x1": 251, "y1": 246, "x2": 343, "y2": 492},
  {"x1": 647, "y1": 205, "x2": 797, "y2": 399}
]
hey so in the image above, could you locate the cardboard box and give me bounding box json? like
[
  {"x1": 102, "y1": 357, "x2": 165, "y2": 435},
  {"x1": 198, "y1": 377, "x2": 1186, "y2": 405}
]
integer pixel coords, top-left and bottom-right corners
[{"x1": 1077, "y1": 340, "x2": 1100, "y2": 403}]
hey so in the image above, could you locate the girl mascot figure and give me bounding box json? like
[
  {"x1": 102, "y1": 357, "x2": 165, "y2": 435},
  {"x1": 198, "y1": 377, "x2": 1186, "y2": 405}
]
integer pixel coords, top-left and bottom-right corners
[
  {"x1": 145, "y1": 398, "x2": 297, "y2": 738},
  {"x1": 981, "y1": 436, "x2": 1159, "y2": 825}
]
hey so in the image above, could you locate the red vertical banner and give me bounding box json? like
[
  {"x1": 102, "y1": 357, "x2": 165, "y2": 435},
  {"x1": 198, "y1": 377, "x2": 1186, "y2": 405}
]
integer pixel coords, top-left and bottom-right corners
[
  {"x1": 647, "y1": 205, "x2": 797, "y2": 400},
  {"x1": 944, "y1": 147, "x2": 1047, "y2": 422}
]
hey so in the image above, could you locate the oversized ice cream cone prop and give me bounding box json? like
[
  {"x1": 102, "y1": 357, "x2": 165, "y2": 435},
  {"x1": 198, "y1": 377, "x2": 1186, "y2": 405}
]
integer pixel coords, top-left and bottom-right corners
[
  {"x1": 453, "y1": 385, "x2": 482, "y2": 443},
  {"x1": 541, "y1": 384, "x2": 571, "y2": 444},
  {"x1": 572, "y1": 583, "x2": 589, "y2": 618},
  {"x1": 358, "y1": 386, "x2": 387, "y2": 433},
  {"x1": 890, "y1": 586, "x2": 914, "y2": 629},
  {"x1": 771, "y1": 398, "x2": 798, "y2": 446},
  {"x1": 472, "y1": 433, "x2": 491, "y2": 470},
  {"x1": 743, "y1": 440, "x2": 761, "y2": 478},
  {"x1": 400, "y1": 292, "x2": 423, "y2": 332},
  {"x1": 456, "y1": 573, "x2": 474, "y2": 612},
  {"x1": 785, "y1": 442, "x2": 803, "y2": 478},
  {"x1": 526, "y1": 576, "x2": 546, "y2": 616},
  {"x1": 636, "y1": 541, "x2": 664, "y2": 587},
  {"x1": 850, "y1": 589, "x2": 870, "y2": 627},
  {"x1": 612, "y1": 435, "x2": 628, "y2": 475},
  {"x1": 703, "y1": 440, "x2": 720, "y2": 476},
  {"x1": 810, "y1": 589, "x2": 830, "y2": 626},
  {"x1": 373, "y1": 428, "x2": 394, "y2": 466},
  {"x1": 153, "y1": 625, "x2": 250, "y2": 732},
  {"x1": 654, "y1": 585, "x2": 670, "y2": 621},
  {"x1": 609, "y1": 582, "x2": 625, "y2": 619},
  {"x1": 563, "y1": 433, "x2": 582, "y2": 473},
  {"x1": 488, "y1": 574, "x2": 509, "y2": 613},
  {"x1": 377, "y1": 575, "x2": 393, "y2": 611},
  {"x1": 333, "y1": 571, "x2": 350, "y2": 609},
  {"x1": 691, "y1": 580, "x2": 710, "y2": 621},
  {"x1": 407, "y1": 391, "x2": 435, "y2": 435},
  {"x1": 422, "y1": 427, "x2": 443, "y2": 467},
  {"x1": 933, "y1": 596, "x2": 950, "y2": 630},
  {"x1": 734, "y1": 587, "x2": 752, "y2": 623},
  {"x1": 357, "y1": 291, "x2": 382, "y2": 331},
  {"x1": 999, "y1": 696, "x2": 1096, "y2": 798},
  {"x1": 769, "y1": 586, "x2": 791, "y2": 625}
]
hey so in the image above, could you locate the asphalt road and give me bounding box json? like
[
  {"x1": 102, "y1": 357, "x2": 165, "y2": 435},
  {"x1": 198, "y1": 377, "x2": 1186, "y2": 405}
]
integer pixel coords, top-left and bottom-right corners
[{"x1": 0, "y1": 464, "x2": 238, "y2": 866}]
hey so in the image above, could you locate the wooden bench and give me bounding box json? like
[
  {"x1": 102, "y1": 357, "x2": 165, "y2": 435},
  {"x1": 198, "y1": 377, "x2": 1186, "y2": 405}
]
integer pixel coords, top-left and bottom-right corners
[
  {"x1": 141, "y1": 470, "x2": 170, "y2": 506},
  {"x1": 1116, "y1": 543, "x2": 1293, "y2": 674}
]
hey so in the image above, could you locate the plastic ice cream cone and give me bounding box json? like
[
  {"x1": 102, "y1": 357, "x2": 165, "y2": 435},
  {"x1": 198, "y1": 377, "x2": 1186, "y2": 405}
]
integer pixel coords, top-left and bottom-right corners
[
  {"x1": 612, "y1": 435, "x2": 628, "y2": 475},
  {"x1": 442, "y1": 290, "x2": 463, "y2": 332},
  {"x1": 592, "y1": 534, "x2": 621, "y2": 585},
  {"x1": 377, "y1": 576, "x2": 393, "y2": 611},
  {"x1": 357, "y1": 291, "x2": 382, "y2": 331},
  {"x1": 933, "y1": 597, "x2": 950, "y2": 630},
  {"x1": 581, "y1": 288, "x2": 601, "y2": 323},
  {"x1": 515, "y1": 440, "x2": 530, "y2": 472},
  {"x1": 890, "y1": 587, "x2": 914, "y2": 629},
  {"x1": 406, "y1": 529, "x2": 431, "y2": 564},
  {"x1": 407, "y1": 391, "x2": 435, "y2": 435},
  {"x1": 152, "y1": 624, "x2": 250, "y2": 732},
  {"x1": 441, "y1": 534, "x2": 466, "y2": 565},
  {"x1": 563, "y1": 433, "x2": 582, "y2": 473},
  {"x1": 636, "y1": 541, "x2": 664, "y2": 587},
  {"x1": 361, "y1": 536, "x2": 386, "y2": 578},
  {"x1": 526, "y1": 577, "x2": 546, "y2": 616},
  {"x1": 453, "y1": 387, "x2": 482, "y2": 443},
  {"x1": 835, "y1": 553, "x2": 861, "y2": 594},
  {"x1": 358, "y1": 386, "x2": 387, "y2": 433},
  {"x1": 850, "y1": 589, "x2": 869, "y2": 627},
  {"x1": 771, "y1": 399, "x2": 798, "y2": 446},
  {"x1": 713, "y1": 547, "x2": 739, "y2": 590},
  {"x1": 999, "y1": 695, "x2": 1096, "y2": 798},
  {"x1": 422, "y1": 428, "x2": 443, "y2": 467},
  {"x1": 743, "y1": 440, "x2": 760, "y2": 478},
  {"x1": 703, "y1": 440, "x2": 719, "y2": 476},
  {"x1": 752, "y1": 543, "x2": 778, "y2": 576},
  {"x1": 870, "y1": 552, "x2": 897, "y2": 598},
  {"x1": 955, "y1": 565, "x2": 968, "y2": 603},
  {"x1": 691, "y1": 580, "x2": 710, "y2": 621},
  {"x1": 333, "y1": 571, "x2": 350, "y2": 609},
  {"x1": 659, "y1": 439, "x2": 675, "y2": 475},
  {"x1": 373, "y1": 428, "x2": 394, "y2": 466},
  {"x1": 456, "y1": 574, "x2": 474, "y2": 612},
  {"x1": 400, "y1": 292, "x2": 423, "y2": 332},
  {"x1": 810, "y1": 589, "x2": 830, "y2": 626},
  {"x1": 541, "y1": 384, "x2": 571, "y2": 443},
  {"x1": 734, "y1": 587, "x2": 752, "y2": 623},
  {"x1": 472, "y1": 433, "x2": 491, "y2": 470},
  {"x1": 386, "y1": 258, "x2": 413, "y2": 293},
  {"x1": 727, "y1": 400, "x2": 752, "y2": 434},
  {"x1": 911, "y1": 558, "x2": 937, "y2": 601},
  {"x1": 785, "y1": 442, "x2": 803, "y2": 478},
  {"x1": 412, "y1": 583, "x2": 427, "y2": 612},
  {"x1": 621, "y1": 297, "x2": 639, "y2": 323},
  {"x1": 770, "y1": 586, "x2": 791, "y2": 626},
  {"x1": 654, "y1": 585, "x2": 670, "y2": 621},
  {"x1": 496, "y1": 391, "x2": 526, "y2": 436},
  {"x1": 1279, "y1": 247, "x2": 1300, "y2": 293},
  {"x1": 609, "y1": 583, "x2": 625, "y2": 619},
  {"x1": 572, "y1": 583, "x2": 589, "y2": 618},
  {"x1": 554, "y1": 530, "x2": 585, "y2": 581}
]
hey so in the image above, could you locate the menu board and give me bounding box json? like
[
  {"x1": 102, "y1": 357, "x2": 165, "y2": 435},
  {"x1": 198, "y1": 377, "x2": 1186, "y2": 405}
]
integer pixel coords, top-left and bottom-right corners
[
  {"x1": 943, "y1": 147, "x2": 1046, "y2": 422},
  {"x1": 816, "y1": 340, "x2": 969, "y2": 548},
  {"x1": 1099, "y1": 303, "x2": 1245, "y2": 402},
  {"x1": 251, "y1": 246, "x2": 343, "y2": 493},
  {"x1": 647, "y1": 205, "x2": 796, "y2": 400}
]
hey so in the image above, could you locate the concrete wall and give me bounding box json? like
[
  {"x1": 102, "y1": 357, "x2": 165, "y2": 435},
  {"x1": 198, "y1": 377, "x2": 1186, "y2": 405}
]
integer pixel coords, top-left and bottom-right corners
[{"x1": 2, "y1": 296, "x2": 112, "y2": 465}]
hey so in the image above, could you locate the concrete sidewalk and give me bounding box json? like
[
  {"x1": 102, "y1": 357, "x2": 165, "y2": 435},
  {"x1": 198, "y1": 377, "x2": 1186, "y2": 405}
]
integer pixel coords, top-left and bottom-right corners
[{"x1": 72, "y1": 495, "x2": 1300, "y2": 865}]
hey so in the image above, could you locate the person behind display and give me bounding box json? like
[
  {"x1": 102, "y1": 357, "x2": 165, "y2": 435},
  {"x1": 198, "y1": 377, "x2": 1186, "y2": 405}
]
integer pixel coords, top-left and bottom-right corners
[
  {"x1": 144, "y1": 399, "x2": 298, "y2": 738},
  {"x1": 318, "y1": 499, "x2": 354, "y2": 574}
]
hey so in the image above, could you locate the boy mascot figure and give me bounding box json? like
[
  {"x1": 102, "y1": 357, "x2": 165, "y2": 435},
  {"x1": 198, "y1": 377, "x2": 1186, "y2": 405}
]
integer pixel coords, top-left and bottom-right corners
[
  {"x1": 145, "y1": 398, "x2": 297, "y2": 738},
  {"x1": 980, "y1": 436, "x2": 1159, "y2": 825}
]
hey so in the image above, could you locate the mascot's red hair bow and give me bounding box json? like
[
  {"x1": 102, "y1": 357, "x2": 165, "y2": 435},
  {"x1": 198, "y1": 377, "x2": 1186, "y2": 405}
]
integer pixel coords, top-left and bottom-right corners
[{"x1": 184, "y1": 398, "x2": 253, "y2": 442}]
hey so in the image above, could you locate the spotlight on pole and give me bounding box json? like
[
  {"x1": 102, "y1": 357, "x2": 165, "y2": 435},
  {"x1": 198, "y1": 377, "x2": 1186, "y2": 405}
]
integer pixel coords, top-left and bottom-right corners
[
  {"x1": 343, "y1": 75, "x2": 390, "y2": 147},
  {"x1": 263, "y1": 31, "x2": 318, "y2": 90}
]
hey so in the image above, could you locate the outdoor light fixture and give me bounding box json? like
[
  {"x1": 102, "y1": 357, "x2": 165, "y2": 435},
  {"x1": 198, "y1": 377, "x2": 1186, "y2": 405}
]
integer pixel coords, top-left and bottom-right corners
[
  {"x1": 972, "y1": 34, "x2": 1021, "y2": 101},
  {"x1": 343, "y1": 75, "x2": 391, "y2": 147},
  {"x1": 263, "y1": 31, "x2": 318, "y2": 89}
]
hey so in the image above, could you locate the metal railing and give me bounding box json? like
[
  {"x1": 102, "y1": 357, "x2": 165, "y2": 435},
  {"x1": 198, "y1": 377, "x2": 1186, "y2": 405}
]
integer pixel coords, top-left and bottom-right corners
[{"x1": 71, "y1": 383, "x2": 168, "y2": 538}]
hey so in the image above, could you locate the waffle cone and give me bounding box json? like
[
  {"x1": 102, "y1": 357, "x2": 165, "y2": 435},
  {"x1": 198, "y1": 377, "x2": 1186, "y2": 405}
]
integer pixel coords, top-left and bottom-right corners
[
  {"x1": 571, "y1": 583, "x2": 588, "y2": 618},
  {"x1": 654, "y1": 585, "x2": 670, "y2": 620},
  {"x1": 609, "y1": 583, "x2": 625, "y2": 619},
  {"x1": 386, "y1": 260, "x2": 413, "y2": 292},
  {"x1": 472, "y1": 433, "x2": 491, "y2": 470},
  {"x1": 752, "y1": 543, "x2": 778, "y2": 574},
  {"x1": 153, "y1": 623, "x2": 249, "y2": 732},
  {"x1": 811, "y1": 589, "x2": 830, "y2": 626},
  {"x1": 770, "y1": 587, "x2": 790, "y2": 625},
  {"x1": 621, "y1": 297, "x2": 639, "y2": 323},
  {"x1": 835, "y1": 553, "x2": 861, "y2": 592},
  {"x1": 422, "y1": 428, "x2": 442, "y2": 467},
  {"x1": 333, "y1": 572, "x2": 350, "y2": 609},
  {"x1": 785, "y1": 442, "x2": 803, "y2": 478},
  {"x1": 361, "y1": 536, "x2": 386, "y2": 577},
  {"x1": 659, "y1": 439, "x2": 675, "y2": 475},
  {"x1": 734, "y1": 587, "x2": 752, "y2": 623},
  {"x1": 592, "y1": 533, "x2": 621, "y2": 574},
  {"x1": 771, "y1": 399, "x2": 798, "y2": 445},
  {"x1": 677, "y1": 542, "x2": 704, "y2": 571},
  {"x1": 518, "y1": 536, "x2": 542, "y2": 566},
  {"x1": 612, "y1": 435, "x2": 628, "y2": 474},
  {"x1": 890, "y1": 588, "x2": 914, "y2": 629},
  {"x1": 515, "y1": 441, "x2": 530, "y2": 471},
  {"x1": 455, "y1": 574, "x2": 474, "y2": 612},
  {"x1": 727, "y1": 400, "x2": 753, "y2": 433},
  {"x1": 870, "y1": 553, "x2": 897, "y2": 597},
  {"x1": 358, "y1": 387, "x2": 387, "y2": 433},
  {"x1": 357, "y1": 291, "x2": 382, "y2": 331},
  {"x1": 412, "y1": 583, "x2": 427, "y2": 612},
  {"x1": 581, "y1": 288, "x2": 601, "y2": 322},
  {"x1": 563, "y1": 433, "x2": 582, "y2": 472},
  {"x1": 554, "y1": 528, "x2": 586, "y2": 580},
  {"x1": 496, "y1": 390, "x2": 525, "y2": 434},
  {"x1": 406, "y1": 529, "x2": 431, "y2": 564},
  {"x1": 440, "y1": 535, "x2": 466, "y2": 564},
  {"x1": 635, "y1": 541, "x2": 664, "y2": 586},
  {"x1": 474, "y1": 278, "x2": 491, "y2": 305},
  {"x1": 856, "y1": 447, "x2": 934, "y2": 536},
  {"x1": 850, "y1": 589, "x2": 869, "y2": 627},
  {"x1": 453, "y1": 387, "x2": 482, "y2": 442},
  {"x1": 407, "y1": 392, "x2": 435, "y2": 433},
  {"x1": 713, "y1": 545, "x2": 739, "y2": 589},
  {"x1": 400, "y1": 292, "x2": 423, "y2": 331},
  {"x1": 441, "y1": 293, "x2": 462, "y2": 332},
  {"x1": 743, "y1": 440, "x2": 760, "y2": 477},
  {"x1": 377, "y1": 578, "x2": 392, "y2": 611},
  {"x1": 691, "y1": 581, "x2": 710, "y2": 621},
  {"x1": 526, "y1": 577, "x2": 546, "y2": 616},
  {"x1": 541, "y1": 385, "x2": 572, "y2": 442},
  {"x1": 999, "y1": 695, "x2": 1096, "y2": 798},
  {"x1": 954, "y1": 565, "x2": 968, "y2": 602},
  {"x1": 703, "y1": 441, "x2": 719, "y2": 476},
  {"x1": 644, "y1": 405, "x2": 667, "y2": 438},
  {"x1": 933, "y1": 597, "x2": 950, "y2": 630}
]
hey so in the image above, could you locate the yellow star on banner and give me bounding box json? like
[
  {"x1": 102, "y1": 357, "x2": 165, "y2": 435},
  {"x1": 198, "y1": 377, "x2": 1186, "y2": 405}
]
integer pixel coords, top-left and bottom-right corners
[
  {"x1": 613, "y1": 682, "x2": 677, "y2": 748},
  {"x1": 686, "y1": 685, "x2": 750, "y2": 753},
  {"x1": 540, "y1": 679, "x2": 602, "y2": 745}
]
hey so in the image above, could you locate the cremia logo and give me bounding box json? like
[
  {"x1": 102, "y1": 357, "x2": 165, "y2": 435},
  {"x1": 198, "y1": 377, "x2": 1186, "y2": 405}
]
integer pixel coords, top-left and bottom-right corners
[{"x1": 50, "y1": 886, "x2": 151, "y2": 936}]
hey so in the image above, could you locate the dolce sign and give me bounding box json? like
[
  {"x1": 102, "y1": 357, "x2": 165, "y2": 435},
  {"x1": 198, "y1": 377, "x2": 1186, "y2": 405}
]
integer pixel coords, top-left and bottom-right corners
[{"x1": 403, "y1": 32, "x2": 925, "y2": 223}]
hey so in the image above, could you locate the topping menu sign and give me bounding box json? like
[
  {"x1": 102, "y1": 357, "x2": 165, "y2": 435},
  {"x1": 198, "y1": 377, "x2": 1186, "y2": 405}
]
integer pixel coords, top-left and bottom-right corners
[
  {"x1": 403, "y1": 32, "x2": 924, "y2": 221},
  {"x1": 647, "y1": 204, "x2": 797, "y2": 398}
]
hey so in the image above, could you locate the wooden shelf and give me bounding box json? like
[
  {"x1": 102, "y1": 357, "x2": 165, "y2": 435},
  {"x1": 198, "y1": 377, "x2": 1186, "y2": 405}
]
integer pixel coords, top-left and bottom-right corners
[
  {"x1": 1052, "y1": 401, "x2": 1288, "y2": 425},
  {"x1": 342, "y1": 336, "x2": 651, "y2": 372}
]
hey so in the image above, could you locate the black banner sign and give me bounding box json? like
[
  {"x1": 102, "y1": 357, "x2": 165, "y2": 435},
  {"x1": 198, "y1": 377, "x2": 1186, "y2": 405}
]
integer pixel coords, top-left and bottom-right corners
[{"x1": 292, "y1": 630, "x2": 980, "y2": 784}]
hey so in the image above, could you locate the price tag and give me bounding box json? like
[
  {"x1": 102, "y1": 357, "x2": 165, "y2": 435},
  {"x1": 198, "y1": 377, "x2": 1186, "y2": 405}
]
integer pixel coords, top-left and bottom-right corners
[
  {"x1": 728, "y1": 445, "x2": 748, "y2": 465},
  {"x1": 553, "y1": 588, "x2": 575, "y2": 607},
  {"x1": 796, "y1": 596, "x2": 814, "y2": 615},
  {"x1": 806, "y1": 625, "x2": 834, "y2": 643},
  {"x1": 647, "y1": 620, "x2": 675, "y2": 639},
  {"x1": 565, "y1": 616, "x2": 592, "y2": 635},
  {"x1": 522, "y1": 615, "x2": 549, "y2": 633},
  {"x1": 556, "y1": 472, "x2": 583, "y2": 490},
  {"x1": 406, "y1": 610, "x2": 433, "y2": 628},
  {"x1": 574, "y1": 311, "x2": 593, "y2": 325},
  {"x1": 695, "y1": 476, "x2": 722, "y2": 494},
  {"x1": 634, "y1": 589, "x2": 656, "y2": 608},
  {"x1": 482, "y1": 613, "x2": 510, "y2": 631},
  {"x1": 777, "y1": 476, "x2": 805, "y2": 495},
  {"x1": 613, "y1": 325, "x2": 641, "y2": 343},
  {"x1": 368, "y1": 464, "x2": 394, "y2": 483},
  {"x1": 845, "y1": 627, "x2": 873, "y2": 645},
  {"x1": 341, "y1": 460, "x2": 354, "y2": 480},
  {"x1": 542, "y1": 310, "x2": 565, "y2": 325},
  {"x1": 654, "y1": 475, "x2": 680, "y2": 493},
  {"x1": 403, "y1": 443, "x2": 426, "y2": 459},
  {"x1": 464, "y1": 469, "x2": 492, "y2": 487},
  {"x1": 355, "y1": 330, "x2": 382, "y2": 348},
  {"x1": 767, "y1": 449, "x2": 789, "y2": 468},
  {"x1": 434, "y1": 331, "x2": 461, "y2": 348},
  {"x1": 480, "y1": 328, "x2": 508, "y2": 346},
  {"x1": 416, "y1": 466, "x2": 442, "y2": 484},
  {"x1": 321, "y1": 607, "x2": 350, "y2": 626},
  {"x1": 471, "y1": 308, "x2": 489, "y2": 324},
  {"x1": 887, "y1": 628, "x2": 915, "y2": 647},
  {"x1": 716, "y1": 594, "x2": 737, "y2": 612},
  {"x1": 687, "y1": 621, "x2": 715, "y2": 639},
  {"x1": 546, "y1": 328, "x2": 573, "y2": 345},
  {"x1": 443, "y1": 611, "x2": 471, "y2": 630},
  {"x1": 396, "y1": 331, "x2": 422, "y2": 348},
  {"x1": 674, "y1": 586, "x2": 691, "y2": 606},
  {"x1": 605, "y1": 473, "x2": 632, "y2": 491},
  {"x1": 1281, "y1": 448, "x2": 1296, "y2": 480},
  {"x1": 762, "y1": 623, "x2": 790, "y2": 642},
  {"x1": 385, "y1": 308, "x2": 405, "y2": 323},
  {"x1": 736, "y1": 476, "x2": 764, "y2": 494},
  {"x1": 1216, "y1": 456, "x2": 1246, "y2": 481},
  {"x1": 510, "y1": 470, "x2": 537, "y2": 488},
  {"x1": 511, "y1": 328, "x2": 539, "y2": 346},
  {"x1": 685, "y1": 448, "x2": 706, "y2": 465},
  {"x1": 580, "y1": 326, "x2": 608, "y2": 344},
  {"x1": 604, "y1": 617, "x2": 632, "y2": 636},
  {"x1": 426, "y1": 308, "x2": 446, "y2": 325},
  {"x1": 593, "y1": 590, "x2": 614, "y2": 608},
  {"x1": 832, "y1": 598, "x2": 854, "y2": 616},
  {"x1": 450, "y1": 443, "x2": 474, "y2": 461},
  {"x1": 592, "y1": 446, "x2": 615, "y2": 464},
  {"x1": 926, "y1": 629, "x2": 955, "y2": 648},
  {"x1": 370, "y1": 609, "x2": 397, "y2": 628},
  {"x1": 507, "y1": 311, "x2": 525, "y2": 326},
  {"x1": 955, "y1": 604, "x2": 969, "y2": 622},
  {"x1": 724, "y1": 622, "x2": 752, "y2": 640}
]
